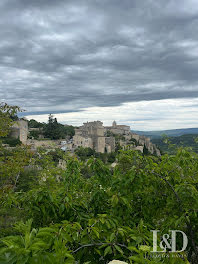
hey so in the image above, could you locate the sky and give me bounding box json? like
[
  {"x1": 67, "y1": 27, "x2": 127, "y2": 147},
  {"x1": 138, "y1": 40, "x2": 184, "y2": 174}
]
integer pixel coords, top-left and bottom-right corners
[{"x1": 1, "y1": 0, "x2": 198, "y2": 130}]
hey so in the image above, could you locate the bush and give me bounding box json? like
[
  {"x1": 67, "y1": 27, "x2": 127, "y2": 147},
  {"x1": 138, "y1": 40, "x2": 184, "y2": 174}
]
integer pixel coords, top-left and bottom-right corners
[
  {"x1": 2, "y1": 137, "x2": 21, "y2": 147},
  {"x1": 28, "y1": 130, "x2": 40, "y2": 139}
]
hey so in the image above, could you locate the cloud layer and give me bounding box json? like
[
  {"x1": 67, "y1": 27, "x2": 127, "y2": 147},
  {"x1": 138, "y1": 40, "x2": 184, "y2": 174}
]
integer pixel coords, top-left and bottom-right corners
[{"x1": 0, "y1": 0, "x2": 198, "y2": 129}]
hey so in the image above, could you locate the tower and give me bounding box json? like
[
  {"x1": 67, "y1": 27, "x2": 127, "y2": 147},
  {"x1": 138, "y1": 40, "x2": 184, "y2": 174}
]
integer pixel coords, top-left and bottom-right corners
[{"x1": 112, "y1": 120, "x2": 117, "y2": 127}]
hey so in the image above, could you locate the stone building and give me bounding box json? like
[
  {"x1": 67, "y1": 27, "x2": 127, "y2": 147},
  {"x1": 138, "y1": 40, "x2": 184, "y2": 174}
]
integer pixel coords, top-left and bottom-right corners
[
  {"x1": 10, "y1": 119, "x2": 28, "y2": 144},
  {"x1": 23, "y1": 118, "x2": 160, "y2": 156},
  {"x1": 105, "y1": 121, "x2": 130, "y2": 135},
  {"x1": 73, "y1": 121, "x2": 115, "y2": 153},
  {"x1": 104, "y1": 121, "x2": 161, "y2": 156},
  {"x1": 73, "y1": 120, "x2": 160, "y2": 156}
]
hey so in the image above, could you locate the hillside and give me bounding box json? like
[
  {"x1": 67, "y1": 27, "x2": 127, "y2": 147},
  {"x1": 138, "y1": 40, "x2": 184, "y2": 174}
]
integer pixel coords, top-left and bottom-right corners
[
  {"x1": 133, "y1": 128, "x2": 198, "y2": 139},
  {"x1": 151, "y1": 134, "x2": 198, "y2": 154}
]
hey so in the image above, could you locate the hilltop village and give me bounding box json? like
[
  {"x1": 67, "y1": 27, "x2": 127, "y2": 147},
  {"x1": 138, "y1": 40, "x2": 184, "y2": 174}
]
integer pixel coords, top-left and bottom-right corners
[{"x1": 8, "y1": 118, "x2": 161, "y2": 156}]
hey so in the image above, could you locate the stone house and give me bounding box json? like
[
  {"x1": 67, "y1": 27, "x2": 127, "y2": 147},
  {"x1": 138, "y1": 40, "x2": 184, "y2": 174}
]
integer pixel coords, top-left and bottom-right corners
[
  {"x1": 73, "y1": 120, "x2": 160, "y2": 156},
  {"x1": 104, "y1": 121, "x2": 130, "y2": 135},
  {"x1": 73, "y1": 121, "x2": 115, "y2": 153},
  {"x1": 10, "y1": 119, "x2": 28, "y2": 144}
]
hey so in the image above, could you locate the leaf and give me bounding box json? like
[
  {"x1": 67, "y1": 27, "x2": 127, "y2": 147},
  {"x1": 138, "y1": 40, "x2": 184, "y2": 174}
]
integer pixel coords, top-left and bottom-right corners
[
  {"x1": 139, "y1": 245, "x2": 151, "y2": 252},
  {"x1": 114, "y1": 245, "x2": 123, "y2": 255},
  {"x1": 129, "y1": 255, "x2": 143, "y2": 263},
  {"x1": 92, "y1": 227, "x2": 100, "y2": 239},
  {"x1": 110, "y1": 233, "x2": 115, "y2": 242},
  {"x1": 59, "y1": 203, "x2": 65, "y2": 215},
  {"x1": 127, "y1": 246, "x2": 139, "y2": 253},
  {"x1": 104, "y1": 246, "x2": 112, "y2": 256}
]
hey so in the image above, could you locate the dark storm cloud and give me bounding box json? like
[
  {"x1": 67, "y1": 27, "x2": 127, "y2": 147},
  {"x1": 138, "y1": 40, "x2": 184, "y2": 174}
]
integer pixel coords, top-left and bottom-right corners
[{"x1": 0, "y1": 0, "x2": 198, "y2": 115}]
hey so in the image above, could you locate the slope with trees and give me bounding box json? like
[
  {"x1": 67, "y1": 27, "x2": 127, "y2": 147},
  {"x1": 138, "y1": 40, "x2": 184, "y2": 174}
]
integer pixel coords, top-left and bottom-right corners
[{"x1": 152, "y1": 134, "x2": 198, "y2": 154}]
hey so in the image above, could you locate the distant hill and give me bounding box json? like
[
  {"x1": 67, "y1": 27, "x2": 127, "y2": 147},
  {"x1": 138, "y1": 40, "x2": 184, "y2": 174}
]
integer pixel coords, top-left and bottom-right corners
[
  {"x1": 151, "y1": 134, "x2": 198, "y2": 154},
  {"x1": 132, "y1": 128, "x2": 198, "y2": 139}
]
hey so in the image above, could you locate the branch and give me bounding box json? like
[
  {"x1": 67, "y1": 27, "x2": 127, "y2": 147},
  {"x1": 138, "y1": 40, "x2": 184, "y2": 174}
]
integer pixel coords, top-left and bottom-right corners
[
  {"x1": 151, "y1": 170, "x2": 183, "y2": 209},
  {"x1": 72, "y1": 242, "x2": 129, "y2": 254},
  {"x1": 73, "y1": 243, "x2": 105, "y2": 253}
]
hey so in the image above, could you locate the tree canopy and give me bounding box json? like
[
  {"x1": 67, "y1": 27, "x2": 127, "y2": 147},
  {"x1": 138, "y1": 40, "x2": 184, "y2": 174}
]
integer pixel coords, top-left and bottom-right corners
[
  {"x1": 42, "y1": 114, "x2": 75, "y2": 140},
  {"x1": 28, "y1": 119, "x2": 44, "y2": 129}
]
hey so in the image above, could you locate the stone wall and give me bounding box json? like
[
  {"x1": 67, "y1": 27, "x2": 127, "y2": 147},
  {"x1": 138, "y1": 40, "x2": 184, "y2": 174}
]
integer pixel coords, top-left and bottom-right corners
[
  {"x1": 134, "y1": 145, "x2": 144, "y2": 153},
  {"x1": 27, "y1": 139, "x2": 59, "y2": 149},
  {"x1": 73, "y1": 120, "x2": 160, "y2": 156},
  {"x1": 105, "y1": 137, "x2": 115, "y2": 152},
  {"x1": 10, "y1": 119, "x2": 28, "y2": 144},
  {"x1": 73, "y1": 135, "x2": 93, "y2": 149},
  {"x1": 74, "y1": 121, "x2": 114, "y2": 153},
  {"x1": 105, "y1": 121, "x2": 130, "y2": 135},
  {"x1": 94, "y1": 136, "x2": 106, "y2": 153}
]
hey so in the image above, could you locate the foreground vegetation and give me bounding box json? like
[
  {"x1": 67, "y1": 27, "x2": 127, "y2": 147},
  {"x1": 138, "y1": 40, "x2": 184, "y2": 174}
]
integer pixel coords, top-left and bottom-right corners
[{"x1": 0, "y1": 103, "x2": 198, "y2": 263}]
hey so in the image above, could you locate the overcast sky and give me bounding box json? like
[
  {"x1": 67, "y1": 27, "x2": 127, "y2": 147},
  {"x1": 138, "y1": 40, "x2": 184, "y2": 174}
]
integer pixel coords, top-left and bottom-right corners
[{"x1": 1, "y1": 0, "x2": 198, "y2": 130}]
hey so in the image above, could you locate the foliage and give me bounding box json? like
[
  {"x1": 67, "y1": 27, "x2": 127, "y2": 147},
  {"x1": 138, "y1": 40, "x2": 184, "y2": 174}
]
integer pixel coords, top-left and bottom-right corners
[
  {"x1": 143, "y1": 144, "x2": 149, "y2": 155},
  {"x1": 2, "y1": 137, "x2": 22, "y2": 147},
  {"x1": 43, "y1": 114, "x2": 75, "y2": 140},
  {"x1": 105, "y1": 131, "x2": 114, "y2": 137},
  {"x1": 75, "y1": 147, "x2": 116, "y2": 164},
  {"x1": 28, "y1": 119, "x2": 44, "y2": 129},
  {"x1": 16, "y1": 168, "x2": 40, "y2": 192},
  {"x1": 105, "y1": 131, "x2": 126, "y2": 142},
  {"x1": 47, "y1": 149, "x2": 65, "y2": 165},
  {"x1": 0, "y1": 103, "x2": 33, "y2": 238},
  {"x1": 64, "y1": 125, "x2": 75, "y2": 138},
  {"x1": 75, "y1": 147, "x2": 95, "y2": 161},
  {"x1": 0, "y1": 146, "x2": 197, "y2": 263},
  {"x1": 152, "y1": 134, "x2": 198, "y2": 154},
  {"x1": 28, "y1": 130, "x2": 40, "y2": 140},
  {"x1": 0, "y1": 103, "x2": 20, "y2": 138},
  {"x1": 0, "y1": 104, "x2": 197, "y2": 263},
  {"x1": 129, "y1": 138, "x2": 138, "y2": 146},
  {"x1": 0, "y1": 104, "x2": 32, "y2": 193}
]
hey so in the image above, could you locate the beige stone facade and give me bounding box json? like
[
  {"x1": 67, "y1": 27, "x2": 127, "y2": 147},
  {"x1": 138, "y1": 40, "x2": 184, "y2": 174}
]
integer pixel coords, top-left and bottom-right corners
[
  {"x1": 73, "y1": 120, "x2": 160, "y2": 156},
  {"x1": 27, "y1": 139, "x2": 59, "y2": 149},
  {"x1": 73, "y1": 135, "x2": 93, "y2": 149},
  {"x1": 105, "y1": 121, "x2": 130, "y2": 135},
  {"x1": 105, "y1": 137, "x2": 116, "y2": 153},
  {"x1": 104, "y1": 121, "x2": 160, "y2": 156},
  {"x1": 10, "y1": 119, "x2": 28, "y2": 144},
  {"x1": 73, "y1": 121, "x2": 115, "y2": 153}
]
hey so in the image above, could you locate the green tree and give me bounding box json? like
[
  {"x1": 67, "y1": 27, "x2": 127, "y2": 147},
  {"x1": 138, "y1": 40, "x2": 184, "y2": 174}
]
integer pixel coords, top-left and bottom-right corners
[
  {"x1": 28, "y1": 119, "x2": 44, "y2": 128},
  {"x1": 43, "y1": 114, "x2": 74, "y2": 140},
  {"x1": 0, "y1": 103, "x2": 20, "y2": 138}
]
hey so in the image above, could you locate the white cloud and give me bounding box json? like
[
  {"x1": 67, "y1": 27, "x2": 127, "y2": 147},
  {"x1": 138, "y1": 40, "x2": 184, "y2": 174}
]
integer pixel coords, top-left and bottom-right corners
[{"x1": 26, "y1": 98, "x2": 198, "y2": 131}]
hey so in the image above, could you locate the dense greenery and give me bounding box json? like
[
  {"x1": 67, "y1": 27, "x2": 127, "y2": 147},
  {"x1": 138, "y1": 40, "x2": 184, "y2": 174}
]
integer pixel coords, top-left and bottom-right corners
[
  {"x1": 2, "y1": 137, "x2": 21, "y2": 147},
  {"x1": 0, "y1": 104, "x2": 198, "y2": 263},
  {"x1": 28, "y1": 119, "x2": 44, "y2": 129},
  {"x1": 152, "y1": 134, "x2": 198, "y2": 154},
  {"x1": 28, "y1": 130, "x2": 41, "y2": 140},
  {"x1": 0, "y1": 103, "x2": 20, "y2": 137},
  {"x1": 75, "y1": 147, "x2": 116, "y2": 163},
  {"x1": 43, "y1": 114, "x2": 75, "y2": 140},
  {"x1": 28, "y1": 115, "x2": 75, "y2": 140}
]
